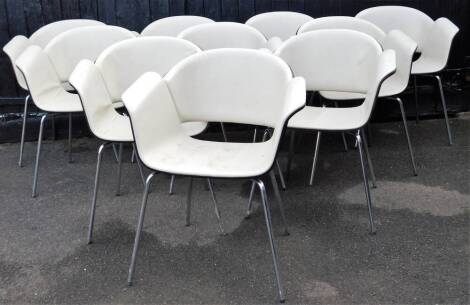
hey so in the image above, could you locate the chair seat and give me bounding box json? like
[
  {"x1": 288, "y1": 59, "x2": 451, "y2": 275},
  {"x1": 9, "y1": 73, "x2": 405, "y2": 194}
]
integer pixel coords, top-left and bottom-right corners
[
  {"x1": 288, "y1": 105, "x2": 367, "y2": 131},
  {"x1": 95, "y1": 113, "x2": 134, "y2": 143},
  {"x1": 321, "y1": 78, "x2": 405, "y2": 100},
  {"x1": 139, "y1": 136, "x2": 276, "y2": 178},
  {"x1": 411, "y1": 56, "x2": 442, "y2": 75},
  {"x1": 36, "y1": 89, "x2": 83, "y2": 113}
]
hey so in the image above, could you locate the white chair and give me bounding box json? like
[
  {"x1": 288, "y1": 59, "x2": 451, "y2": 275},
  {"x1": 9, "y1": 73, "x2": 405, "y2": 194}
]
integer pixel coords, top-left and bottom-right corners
[
  {"x1": 141, "y1": 15, "x2": 214, "y2": 37},
  {"x1": 15, "y1": 25, "x2": 135, "y2": 197},
  {"x1": 246, "y1": 11, "x2": 313, "y2": 47},
  {"x1": 2, "y1": 19, "x2": 105, "y2": 167},
  {"x1": 178, "y1": 21, "x2": 288, "y2": 190},
  {"x1": 357, "y1": 6, "x2": 459, "y2": 145},
  {"x1": 122, "y1": 49, "x2": 306, "y2": 302},
  {"x1": 178, "y1": 21, "x2": 271, "y2": 51},
  {"x1": 69, "y1": 36, "x2": 215, "y2": 243},
  {"x1": 299, "y1": 17, "x2": 419, "y2": 176},
  {"x1": 276, "y1": 29, "x2": 397, "y2": 234}
]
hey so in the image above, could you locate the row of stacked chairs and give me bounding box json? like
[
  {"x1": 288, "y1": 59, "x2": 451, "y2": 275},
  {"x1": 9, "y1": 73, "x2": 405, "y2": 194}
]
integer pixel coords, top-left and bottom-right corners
[{"x1": 2, "y1": 7, "x2": 459, "y2": 302}]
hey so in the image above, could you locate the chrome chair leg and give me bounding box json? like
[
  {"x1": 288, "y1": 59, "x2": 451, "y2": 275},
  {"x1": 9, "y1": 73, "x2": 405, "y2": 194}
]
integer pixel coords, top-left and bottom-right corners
[
  {"x1": 185, "y1": 177, "x2": 193, "y2": 226},
  {"x1": 18, "y1": 95, "x2": 30, "y2": 167},
  {"x1": 115, "y1": 143, "x2": 123, "y2": 196},
  {"x1": 360, "y1": 129, "x2": 377, "y2": 188},
  {"x1": 32, "y1": 113, "x2": 48, "y2": 198},
  {"x1": 355, "y1": 131, "x2": 376, "y2": 235},
  {"x1": 132, "y1": 143, "x2": 146, "y2": 186},
  {"x1": 112, "y1": 144, "x2": 119, "y2": 163},
  {"x1": 286, "y1": 129, "x2": 295, "y2": 180},
  {"x1": 435, "y1": 75, "x2": 453, "y2": 145},
  {"x1": 269, "y1": 170, "x2": 289, "y2": 235},
  {"x1": 169, "y1": 175, "x2": 176, "y2": 195},
  {"x1": 245, "y1": 181, "x2": 256, "y2": 219},
  {"x1": 253, "y1": 128, "x2": 257, "y2": 142},
  {"x1": 68, "y1": 113, "x2": 73, "y2": 163},
  {"x1": 220, "y1": 122, "x2": 228, "y2": 142},
  {"x1": 275, "y1": 160, "x2": 286, "y2": 191},
  {"x1": 207, "y1": 178, "x2": 225, "y2": 234},
  {"x1": 253, "y1": 179, "x2": 286, "y2": 303},
  {"x1": 127, "y1": 172, "x2": 157, "y2": 286},
  {"x1": 131, "y1": 147, "x2": 136, "y2": 163},
  {"x1": 334, "y1": 101, "x2": 349, "y2": 152},
  {"x1": 308, "y1": 131, "x2": 321, "y2": 186},
  {"x1": 395, "y1": 97, "x2": 418, "y2": 176},
  {"x1": 414, "y1": 76, "x2": 419, "y2": 124},
  {"x1": 87, "y1": 142, "x2": 109, "y2": 244}
]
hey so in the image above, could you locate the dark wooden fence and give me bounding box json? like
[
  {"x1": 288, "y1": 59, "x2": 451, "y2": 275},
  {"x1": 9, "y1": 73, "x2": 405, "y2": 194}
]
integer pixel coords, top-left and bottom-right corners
[{"x1": 1, "y1": 0, "x2": 469, "y2": 98}]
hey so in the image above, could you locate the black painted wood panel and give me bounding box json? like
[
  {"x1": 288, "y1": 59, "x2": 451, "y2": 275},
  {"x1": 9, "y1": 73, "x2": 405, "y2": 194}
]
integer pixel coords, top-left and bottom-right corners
[{"x1": 0, "y1": 0, "x2": 468, "y2": 98}]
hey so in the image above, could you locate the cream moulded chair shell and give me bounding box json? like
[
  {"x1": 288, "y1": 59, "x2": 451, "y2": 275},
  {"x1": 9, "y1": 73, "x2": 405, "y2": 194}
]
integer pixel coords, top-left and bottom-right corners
[
  {"x1": 299, "y1": 17, "x2": 419, "y2": 176},
  {"x1": 15, "y1": 25, "x2": 135, "y2": 197},
  {"x1": 69, "y1": 36, "x2": 211, "y2": 244},
  {"x1": 178, "y1": 21, "x2": 288, "y2": 190},
  {"x1": 122, "y1": 49, "x2": 306, "y2": 302},
  {"x1": 2, "y1": 19, "x2": 105, "y2": 167},
  {"x1": 276, "y1": 29, "x2": 397, "y2": 234},
  {"x1": 246, "y1": 11, "x2": 314, "y2": 49},
  {"x1": 357, "y1": 6, "x2": 460, "y2": 145},
  {"x1": 141, "y1": 15, "x2": 214, "y2": 37}
]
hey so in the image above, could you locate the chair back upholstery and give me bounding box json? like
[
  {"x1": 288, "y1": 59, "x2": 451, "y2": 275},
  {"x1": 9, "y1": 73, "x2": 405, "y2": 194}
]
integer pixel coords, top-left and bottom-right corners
[
  {"x1": 381, "y1": 30, "x2": 417, "y2": 94},
  {"x1": 178, "y1": 22, "x2": 267, "y2": 50},
  {"x1": 30, "y1": 19, "x2": 105, "y2": 48},
  {"x1": 45, "y1": 26, "x2": 134, "y2": 82},
  {"x1": 3, "y1": 19, "x2": 104, "y2": 90},
  {"x1": 246, "y1": 11, "x2": 313, "y2": 41},
  {"x1": 122, "y1": 49, "x2": 305, "y2": 162},
  {"x1": 96, "y1": 37, "x2": 200, "y2": 102},
  {"x1": 356, "y1": 6, "x2": 434, "y2": 50},
  {"x1": 141, "y1": 16, "x2": 214, "y2": 37},
  {"x1": 166, "y1": 49, "x2": 293, "y2": 127},
  {"x1": 277, "y1": 29, "x2": 382, "y2": 94},
  {"x1": 299, "y1": 17, "x2": 386, "y2": 45},
  {"x1": 277, "y1": 29, "x2": 396, "y2": 125}
]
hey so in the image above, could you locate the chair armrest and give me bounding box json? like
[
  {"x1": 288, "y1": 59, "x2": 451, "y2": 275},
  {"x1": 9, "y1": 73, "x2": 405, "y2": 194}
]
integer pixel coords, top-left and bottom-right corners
[
  {"x1": 266, "y1": 37, "x2": 283, "y2": 53},
  {"x1": 3, "y1": 35, "x2": 31, "y2": 89}
]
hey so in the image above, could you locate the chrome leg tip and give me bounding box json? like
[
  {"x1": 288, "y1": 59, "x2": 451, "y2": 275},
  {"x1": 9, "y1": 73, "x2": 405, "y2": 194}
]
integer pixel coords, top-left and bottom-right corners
[
  {"x1": 279, "y1": 296, "x2": 286, "y2": 303},
  {"x1": 127, "y1": 281, "x2": 133, "y2": 287},
  {"x1": 369, "y1": 229, "x2": 377, "y2": 236},
  {"x1": 244, "y1": 213, "x2": 252, "y2": 220},
  {"x1": 283, "y1": 230, "x2": 290, "y2": 237}
]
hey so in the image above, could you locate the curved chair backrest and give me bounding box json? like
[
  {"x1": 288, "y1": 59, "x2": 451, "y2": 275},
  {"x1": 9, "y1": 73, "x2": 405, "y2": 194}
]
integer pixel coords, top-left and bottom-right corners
[
  {"x1": 299, "y1": 17, "x2": 386, "y2": 45},
  {"x1": 277, "y1": 30, "x2": 396, "y2": 123},
  {"x1": 178, "y1": 22, "x2": 267, "y2": 50},
  {"x1": 122, "y1": 49, "x2": 305, "y2": 161},
  {"x1": 356, "y1": 6, "x2": 434, "y2": 50},
  {"x1": 3, "y1": 19, "x2": 105, "y2": 90},
  {"x1": 382, "y1": 30, "x2": 417, "y2": 94},
  {"x1": 246, "y1": 11, "x2": 313, "y2": 41},
  {"x1": 141, "y1": 15, "x2": 214, "y2": 37},
  {"x1": 30, "y1": 19, "x2": 105, "y2": 48},
  {"x1": 418, "y1": 17, "x2": 459, "y2": 72},
  {"x1": 45, "y1": 26, "x2": 135, "y2": 82},
  {"x1": 95, "y1": 37, "x2": 201, "y2": 103}
]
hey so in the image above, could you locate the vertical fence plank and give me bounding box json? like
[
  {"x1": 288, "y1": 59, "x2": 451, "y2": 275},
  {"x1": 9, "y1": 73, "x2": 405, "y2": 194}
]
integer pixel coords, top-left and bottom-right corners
[
  {"x1": 204, "y1": 0, "x2": 221, "y2": 20},
  {"x1": 221, "y1": 0, "x2": 239, "y2": 21},
  {"x1": 238, "y1": 0, "x2": 255, "y2": 22},
  {"x1": 98, "y1": 0, "x2": 116, "y2": 24},
  {"x1": 149, "y1": 0, "x2": 170, "y2": 20},
  {"x1": 255, "y1": 0, "x2": 272, "y2": 13},
  {"x1": 272, "y1": 0, "x2": 288, "y2": 11},
  {"x1": 169, "y1": 0, "x2": 185, "y2": 15},
  {"x1": 23, "y1": 0, "x2": 44, "y2": 34},
  {"x1": 115, "y1": 0, "x2": 150, "y2": 31},
  {"x1": 61, "y1": 0, "x2": 80, "y2": 19},
  {"x1": 79, "y1": 0, "x2": 98, "y2": 19},
  {"x1": 288, "y1": 0, "x2": 304, "y2": 13},
  {"x1": 41, "y1": 0, "x2": 62, "y2": 23},
  {"x1": 187, "y1": 0, "x2": 204, "y2": 16}
]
